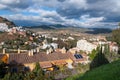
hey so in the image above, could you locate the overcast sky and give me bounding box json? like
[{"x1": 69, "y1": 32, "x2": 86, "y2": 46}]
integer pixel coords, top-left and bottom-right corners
[{"x1": 0, "y1": 0, "x2": 120, "y2": 28}]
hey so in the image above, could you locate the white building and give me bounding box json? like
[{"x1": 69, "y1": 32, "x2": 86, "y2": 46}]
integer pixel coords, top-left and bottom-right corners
[
  {"x1": 109, "y1": 42, "x2": 119, "y2": 54},
  {"x1": 50, "y1": 43, "x2": 58, "y2": 49},
  {"x1": 42, "y1": 43, "x2": 58, "y2": 50},
  {"x1": 67, "y1": 36, "x2": 75, "y2": 40},
  {"x1": 0, "y1": 23, "x2": 8, "y2": 32},
  {"x1": 52, "y1": 37, "x2": 58, "y2": 41},
  {"x1": 77, "y1": 39, "x2": 97, "y2": 54}
]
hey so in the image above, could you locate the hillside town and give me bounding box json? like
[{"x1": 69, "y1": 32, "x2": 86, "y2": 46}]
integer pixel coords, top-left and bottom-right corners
[
  {"x1": 0, "y1": 22, "x2": 119, "y2": 79},
  {"x1": 1, "y1": 0, "x2": 120, "y2": 79}
]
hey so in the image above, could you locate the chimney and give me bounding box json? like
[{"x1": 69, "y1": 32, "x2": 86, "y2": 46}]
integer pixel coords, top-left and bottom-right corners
[
  {"x1": 61, "y1": 47, "x2": 66, "y2": 54},
  {"x1": 46, "y1": 50, "x2": 50, "y2": 54},
  {"x1": 31, "y1": 49, "x2": 34, "y2": 56},
  {"x1": 18, "y1": 48, "x2": 20, "y2": 54},
  {"x1": 28, "y1": 50, "x2": 31, "y2": 56},
  {"x1": 3, "y1": 48, "x2": 6, "y2": 54},
  {"x1": 28, "y1": 49, "x2": 34, "y2": 56},
  {"x1": 49, "y1": 47, "x2": 53, "y2": 53},
  {"x1": 36, "y1": 47, "x2": 39, "y2": 53}
]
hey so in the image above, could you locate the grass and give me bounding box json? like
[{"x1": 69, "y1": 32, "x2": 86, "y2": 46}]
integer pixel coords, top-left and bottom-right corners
[
  {"x1": 65, "y1": 74, "x2": 83, "y2": 80},
  {"x1": 65, "y1": 59, "x2": 120, "y2": 80}
]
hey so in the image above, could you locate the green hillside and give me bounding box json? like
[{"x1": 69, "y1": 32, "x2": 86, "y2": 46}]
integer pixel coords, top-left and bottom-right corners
[{"x1": 65, "y1": 59, "x2": 120, "y2": 80}]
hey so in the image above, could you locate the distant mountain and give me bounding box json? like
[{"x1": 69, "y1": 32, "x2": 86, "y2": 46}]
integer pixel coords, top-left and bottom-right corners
[
  {"x1": 25, "y1": 24, "x2": 112, "y2": 34},
  {"x1": 85, "y1": 28, "x2": 112, "y2": 34},
  {"x1": 0, "y1": 16, "x2": 16, "y2": 27},
  {"x1": 25, "y1": 24, "x2": 69, "y2": 29}
]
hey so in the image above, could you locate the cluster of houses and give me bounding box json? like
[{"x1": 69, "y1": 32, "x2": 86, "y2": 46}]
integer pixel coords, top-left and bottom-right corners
[
  {"x1": 73, "y1": 39, "x2": 118, "y2": 54},
  {"x1": 0, "y1": 23, "x2": 26, "y2": 36},
  {"x1": 0, "y1": 37, "x2": 118, "y2": 72},
  {"x1": 0, "y1": 23, "x2": 119, "y2": 72},
  {"x1": 0, "y1": 23, "x2": 9, "y2": 32}
]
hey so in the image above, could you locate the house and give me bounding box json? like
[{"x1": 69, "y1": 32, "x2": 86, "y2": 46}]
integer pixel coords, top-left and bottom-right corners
[
  {"x1": 0, "y1": 23, "x2": 8, "y2": 32},
  {"x1": 67, "y1": 50, "x2": 90, "y2": 65},
  {"x1": 69, "y1": 47, "x2": 79, "y2": 54},
  {"x1": 67, "y1": 36, "x2": 75, "y2": 40},
  {"x1": 18, "y1": 31, "x2": 26, "y2": 37},
  {"x1": 52, "y1": 37, "x2": 58, "y2": 41},
  {"x1": 77, "y1": 39, "x2": 97, "y2": 54},
  {"x1": 7, "y1": 51, "x2": 73, "y2": 71},
  {"x1": 50, "y1": 43, "x2": 58, "y2": 49},
  {"x1": 109, "y1": 42, "x2": 119, "y2": 54},
  {"x1": 0, "y1": 46, "x2": 89, "y2": 72},
  {"x1": 42, "y1": 43, "x2": 58, "y2": 50},
  {"x1": 11, "y1": 27, "x2": 17, "y2": 33}
]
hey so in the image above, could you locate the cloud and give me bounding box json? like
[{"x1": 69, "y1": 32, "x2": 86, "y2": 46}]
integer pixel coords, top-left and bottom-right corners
[
  {"x1": 0, "y1": 0, "x2": 31, "y2": 11},
  {"x1": 0, "y1": 0, "x2": 120, "y2": 28},
  {"x1": 57, "y1": 0, "x2": 120, "y2": 21},
  {"x1": 2, "y1": 11, "x2": 107, "y2": 28}
]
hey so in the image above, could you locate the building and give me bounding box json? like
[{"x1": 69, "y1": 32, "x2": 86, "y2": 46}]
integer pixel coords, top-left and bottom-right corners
[
  {"x1": 50, "y1": 43, "x2": 58, "y2": 49},
  {"x1": 0, "y1": 23, "x2": 8, "y2": 32},
  {"x1": 7, "y1": 52, "x2": 73, "y2": 71},
  {"x1": 42, "y1": 43, "x2": 58, "y2": 50},
  {"x1": 68, "y1": 53, "x2": 88, "y2": 64},
  {"x1": 0, "y1": 48, "x2": 89, "y2": 72},
  {"x1": 109, "y1": 42, "x2": 119, "y2": 54},
  {"x1": 67, "y1": 36, "x2": 75, "y2": 40},
  {"x1": 69, "y1": 47, "x2": 79, "y2": 54},
  {"x1": 77, "y1": 39, "x2": 97, "y2": 54}
]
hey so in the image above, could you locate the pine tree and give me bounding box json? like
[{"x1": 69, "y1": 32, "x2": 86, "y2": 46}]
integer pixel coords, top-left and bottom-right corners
[
  {"x1": 32, "y1": 62, "x2": 44, "y2": 80},
  {"x1": 90, "y1": 47, "x2": 109, "y2": 70}
]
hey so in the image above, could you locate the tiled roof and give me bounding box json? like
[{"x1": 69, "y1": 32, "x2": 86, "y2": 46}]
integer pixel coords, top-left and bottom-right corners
[
  {"x1": 8, "y1": 53, "x2": 36, "y2": 64},
  {"x1": 67, "y1": 53, "x2": 85, "y2": 62},
  {"x1": 53, "y1": 60, "x2": 67, "y2": 65},
  {"x1": 8, "y1": 52, "x2": 70, "y2": 64},
  {"x1": 40, "y1": 62, "x2": 52, "y2": 68},
  {"x1": 46, "y1": 52, "x2": 68, "y2": 61}
]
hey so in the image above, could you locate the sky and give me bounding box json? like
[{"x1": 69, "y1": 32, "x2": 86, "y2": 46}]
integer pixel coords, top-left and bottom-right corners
[{"x1": 0, "y1": 0, "x2": 120, "y2": 28}]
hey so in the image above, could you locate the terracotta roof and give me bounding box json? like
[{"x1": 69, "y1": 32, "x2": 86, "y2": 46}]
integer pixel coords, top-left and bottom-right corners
[
  {"x1": 67, "y1": 53, "x2": 86, "y2": 63},
  {"x1": 8, "y1": 53, "x2": 36, "y2": 64},
  {"x1": 53, "y1": 60, "x2": 67, "y2": 65},
  {"x1": 40, "y1": 62, "x2": 52, "y2": 68},
  {"x1": 46, "y1": 52, "x2": 68, "y2": 61},
  {"x1": 34, "y1": 53, "x2": 49, "y2": 62},
  {"x1": 8, "y1": 52, "x2": 70, "y2": 64}
]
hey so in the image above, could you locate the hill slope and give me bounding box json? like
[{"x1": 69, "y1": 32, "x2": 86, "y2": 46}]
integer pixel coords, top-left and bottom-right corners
[
  {"x1": 0, "y1": 16, "x2": 16, "y2": 27},
  {"x1": 66, "y1": 59, "x2": 120, "y2": 80}
]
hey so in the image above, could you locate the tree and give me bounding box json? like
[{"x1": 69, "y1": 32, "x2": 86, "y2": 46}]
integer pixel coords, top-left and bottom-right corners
[
  {"x1": 3, "y1": 72, "x2": 24, "y2": 80},
  {"x1": 0, "y1": 61, "x2": 7, "y2": 78},
  {"x1": 89, "y1": 49, "x2": 98, "y2": 60},
  {"x1": 32, "y1": 62, "x2": 44, "y2": 80},
  {"x1": 90, "y1": 47, "x2": 109, "y2": 70},
  {"x1": 112, "y1": 28, "x2": 120, "y2": 46},
  {"x1": 66, "y1": 39, "x2": 77, "y2": 50},
  {"x1": 2, "y1": 73, "x2": 10, "y2": 80},
  {"x1": 112, "y1": 28, "x2": 120, "y2": 54}
]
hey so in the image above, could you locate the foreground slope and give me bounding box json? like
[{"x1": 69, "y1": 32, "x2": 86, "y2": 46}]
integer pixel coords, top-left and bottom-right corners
[{"x1": 66, "y1": 59, "x2": 120, "y2": 80}]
